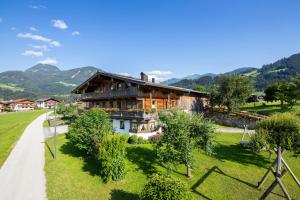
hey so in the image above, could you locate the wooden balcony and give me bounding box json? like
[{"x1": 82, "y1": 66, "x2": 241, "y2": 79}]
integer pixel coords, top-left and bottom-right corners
[
  {"x1": 109, "y1": 110, "x2": 158, "y2": 120},
  {"x1": 82, "y1": 87, "x2": 142, "y2": 100},
  {"x1": 81, "y1": 87, "x2": 180, "y2": 100}
]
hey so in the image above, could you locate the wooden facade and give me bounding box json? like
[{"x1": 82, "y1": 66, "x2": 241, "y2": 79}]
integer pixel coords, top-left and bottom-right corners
[{"x1": 73, "y1": 71, "x2": 208, "y2": 134}]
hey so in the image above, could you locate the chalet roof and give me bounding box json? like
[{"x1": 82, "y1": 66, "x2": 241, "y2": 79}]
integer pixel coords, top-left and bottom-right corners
[
  {"x1": 72, "y1": 71, "x2": 208, "y2": 96},
  {"x1": 36, "y1": 97, "x2": 60, "y2": 102},
  {"x1": 9, "y1": 99, "x2": 34, "y2": 104}
]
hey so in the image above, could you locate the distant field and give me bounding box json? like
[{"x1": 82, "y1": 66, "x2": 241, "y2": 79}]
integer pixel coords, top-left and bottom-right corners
[
  {"x1": 0, "y1": 83, "x2": 24, "y2": 92},
  {"x1": 45, "y1": 133, "x2": 300, "y2": 200},
  {"x1": 55, "y1": 81, "x2": 77, "y2": 87},
  {"x1": 241, "y1": 101, "x2": 300, "y2": 116},
  {"x1": 0, "y1": 110, "x2": 46, "y2": 167}
]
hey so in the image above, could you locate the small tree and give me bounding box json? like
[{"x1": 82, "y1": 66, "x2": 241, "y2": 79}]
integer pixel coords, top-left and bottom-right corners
[
  {"x1": 56, "y1": 104, "x2": 79, "y2": 121},
  {"x1": 156, "y1": 110, "x2": 215, "y2": 177},
  {"x1": 265, "y1": 81, "x2": 299, "y2": 108},
  {"x1": 98, "y1": 134, "x2": 126, "y2": 182},
  {"x1": 212, "y1": 75, "x2": 254, "y2": 111},
  {"x1": 192, "y1": 84, "x2": 206, "y2": 92},
  {"x1": 140, "y1": 174, "x2": 193, "y2": 200},
  {"x1": 252, "y1": 113, "x2": 300, "y2": 199},
  {"x1": 67, "y1": 109, "x2": 112, "y2": 157}
]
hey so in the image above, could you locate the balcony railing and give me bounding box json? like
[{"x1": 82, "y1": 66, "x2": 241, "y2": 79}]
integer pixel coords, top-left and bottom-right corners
[
  {"x1": 109, "y1": 110, "x2": 158, "y2": 120},
  {"x1": 82, "y1": 87, "x2": 143, "y2": 100}
]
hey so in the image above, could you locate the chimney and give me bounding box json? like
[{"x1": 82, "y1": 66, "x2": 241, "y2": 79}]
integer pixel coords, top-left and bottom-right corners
[
  {"x1": 151, "y1": 78, "x2": 155, "y2": 83},
  {"x1": 140, "y1": 72, "x2": 148, "y2": 81}
]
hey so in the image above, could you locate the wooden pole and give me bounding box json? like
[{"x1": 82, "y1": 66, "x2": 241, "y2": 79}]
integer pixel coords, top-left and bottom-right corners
[
  {"x1": 281, "y1": 157, "x2": 300, "y2": 187},
  {"x1": 276, "y1": 147, "x2": 282, "y2": 177},
  {"x1": 257, "y1": 159, "x2": 277, "y2": 189},
  {"x1": 259, "y1": 147, "x2": 293, "y2": 200},
  {"x1": 53, "y1": 104, "x2": 57, "y2": 160}
]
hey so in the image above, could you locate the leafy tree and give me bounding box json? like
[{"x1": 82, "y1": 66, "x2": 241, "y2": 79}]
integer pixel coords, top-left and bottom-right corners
[
  {"x1": 207, "y1": 85, "x2": 222, "y2": 107},
  {"x1": 67, "y1": 109, "x2": 112, "y2": 157},
  {"x1": 192, "y1": 84, "x2": 206, "y2": 92},
  {"x1": 214, "y1": 75, "x2": 254, "y2": 111},
  {"x1": 264, "y1": 80, "x2": 299, "y2": 108},
  {"x1": 252, "y1": 112, "x2": 300, "y2": 153},
  {"x1": 98, "y1": 134, "x2": 126, "y2": 182},
  {"x1": 56, "y1": 104, "x2": 79, "y2": 121},
  {"x1": 140, "y1": 174, "x2": 193, "y2": 200},
  {"x1": 264, "y1": 82, "x2": 279, "y2": 102},
  {"x1": 156, "y1": 110, "x2": 215, "y2": 177}
]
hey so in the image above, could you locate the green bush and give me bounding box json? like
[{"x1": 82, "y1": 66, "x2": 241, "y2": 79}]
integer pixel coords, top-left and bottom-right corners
[
  {"x1": 138, "y1": 136, "x2": 146, "y2": 144},
  {"x1": 56, "y1": 104, "x2": 78, "y2": 123},
  {"x1": 253, "y1": 113, "x2": 300, "y2": 152},
  {"x1": 148, "y1": 134, "x2": 160, "y2": 144},
  {"x1": 98, "y1": 134, "x2": 126, "y2": 182},
  {"x1": 128, "y1": 135, "x2": 139, "y2": 144},
  {"x1": 67, "y1": 109, "x2": 112, "y2": 157},
  {"x1": 140, "y1": 174, "x2": 193, "y2": 200}
]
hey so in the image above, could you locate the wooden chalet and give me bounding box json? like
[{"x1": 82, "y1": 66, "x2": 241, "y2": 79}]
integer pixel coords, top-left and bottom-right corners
[
  {"x1": 8, "y1": 99, "x2": 35, "y2": 111},
  {"x1": 35, "y1": 98, "x2": 60, "y2": 109},
  {"x1": 73, "y1": 71, "x2": 208, "y2": 136}
]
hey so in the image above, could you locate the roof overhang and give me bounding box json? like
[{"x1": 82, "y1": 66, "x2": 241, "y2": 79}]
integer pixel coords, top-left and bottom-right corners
[{"x1": 72, "y1": 71, "x2": 208, "y2": 97}]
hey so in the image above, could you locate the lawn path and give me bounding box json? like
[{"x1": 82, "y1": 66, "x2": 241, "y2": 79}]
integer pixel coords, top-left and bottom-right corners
[
  {"x1": 216, "y1": 127, "x2": 254, "y2": 133},
  {"x1": 0, "y1": 113, "x2": 48, "y2": 200}
]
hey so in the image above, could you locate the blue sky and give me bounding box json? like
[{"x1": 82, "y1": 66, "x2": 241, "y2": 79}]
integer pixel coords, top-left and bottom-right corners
[{"x1": 1, "y1": 0, "x2": 300, "y2": 81}]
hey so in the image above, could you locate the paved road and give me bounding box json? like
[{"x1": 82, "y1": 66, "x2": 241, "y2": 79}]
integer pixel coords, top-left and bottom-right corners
[{"x1": 0, "y1": 113, "x2": 48, "y2": 200}]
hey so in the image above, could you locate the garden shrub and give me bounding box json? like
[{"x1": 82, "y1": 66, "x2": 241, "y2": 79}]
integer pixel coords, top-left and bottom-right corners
[
  {"x1": 128, "y1": 135, "x2": 139, "y2": 144},
  {"x1": 67, "y1": 109, "x2": 112, "y2": 157},
  {"x1": 98, "y1": 134, "x2": 126, "y2": 182},
  {"x1": 140, "y1": 174, "x2": 193, "y2": 200},
  {"x1": 148, "y1": 134, "x2": 160, "y2": 144},
  {"x1": 56, "y1": 104, "x2": 79, "y2": 123},
  {"x1": 252, "y1": 112, "x2": 300, "y2": 152},
  {"x1": 138, "y1": 136, "x2": 145, "y2": 144}
]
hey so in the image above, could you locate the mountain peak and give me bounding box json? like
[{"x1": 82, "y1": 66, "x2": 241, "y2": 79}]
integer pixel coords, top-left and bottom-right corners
[{"x1": 25, "y1": 64, "x2": 61, "y2": 73}]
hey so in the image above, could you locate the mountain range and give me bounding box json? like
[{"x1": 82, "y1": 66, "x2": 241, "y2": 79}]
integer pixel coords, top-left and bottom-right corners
[
  {"x1": 0, "y1": 53, "x2": 299, "y2": 100},
  {"x1": 0, "y1": 64, "x2": 99, "y2": 100},
  {"x1": 166, "y1": 53, "x2": 300, "y2": 90}
]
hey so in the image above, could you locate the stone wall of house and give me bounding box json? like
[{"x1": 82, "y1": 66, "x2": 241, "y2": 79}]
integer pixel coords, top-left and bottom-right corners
[{"x1": 204, "y1": 111, "x2": 262, "y2": 129}]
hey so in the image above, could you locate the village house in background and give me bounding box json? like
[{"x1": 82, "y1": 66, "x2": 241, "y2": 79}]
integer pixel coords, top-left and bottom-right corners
[
  {"x1": 0, "y1": 101, "x2": 9, "y2": 112},
  {"x1": 73, "y1": 71, "x2": 208, "y2": 137},
  {"x1": 8, "y1": 99, "x2": 35, "y2": 111},
  {"x1": 35, "y1": 98, "x2": 60, "y2": 109}
]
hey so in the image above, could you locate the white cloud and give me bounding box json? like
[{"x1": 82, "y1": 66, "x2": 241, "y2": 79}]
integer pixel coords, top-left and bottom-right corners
[
  {"x1": 30, "y1": 45, "x2": 48, "y2": 51},
  {"x1": 29, "y1": 26, "x2": 39, "y2": 32},
  {"x1": 52, "y1": 19, "x2": 68, "y2": 30},
  {"x1": 17, "y1": 32, "x2": 61, "y2": 48},
  {"x1": 49, "y1": 41, "x2": 61, "y2": 47},
  {"x1": 145, "y1": 70, "x2": 173, "y2": 82},
  {"x1": 37, "y1": 58, "x2": 57, "y2": 65},
  {"x1": 22, "y1": 50, "x2": 43, "y2": 57},
  {"x1": 0, "y1": 18, "x2": 2, "y2": 23},
  {"x1": 72, "y1": 31, "x2": 80, "y2": 36},
  {"x1": 17, "y1": 32, "x2": 51, "y2": 42},
  {"x1": 29, "y1": 5, "x2": 46, "y2": 9}
]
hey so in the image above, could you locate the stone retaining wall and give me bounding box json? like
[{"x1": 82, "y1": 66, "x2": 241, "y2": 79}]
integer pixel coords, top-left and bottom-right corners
[{"x1": 204, "y1": 111, "x2": 261, "y2": 129}]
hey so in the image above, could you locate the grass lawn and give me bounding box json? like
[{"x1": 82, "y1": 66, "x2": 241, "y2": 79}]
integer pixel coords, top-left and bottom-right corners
[
  {"x1": 45, "y1": 133, "x2": 300, "y2": 200},
  {"x1": 0, "y1": 110, "x2": 46, "y2": 167},
  {"x1": 43, "y1": 120, "x2": 50, "y2": 128},
  {"x1": 241, "y1": 101, "x2": 300, "y2": 116}
]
